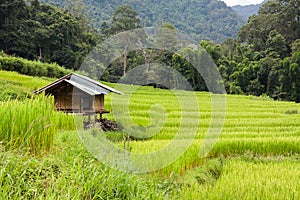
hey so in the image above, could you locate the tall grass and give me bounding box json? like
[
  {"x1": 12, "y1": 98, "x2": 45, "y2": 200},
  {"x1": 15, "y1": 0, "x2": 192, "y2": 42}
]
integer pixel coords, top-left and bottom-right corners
[
  {"x1": 0, "y1": 131, "x2": 179, "y2": 199},
  {"x1": 0, "y1": 95, "x2": 75, "y2": 154},
  {"x1": 180, "y1": 159, "x2": 300, "y2": 199}
]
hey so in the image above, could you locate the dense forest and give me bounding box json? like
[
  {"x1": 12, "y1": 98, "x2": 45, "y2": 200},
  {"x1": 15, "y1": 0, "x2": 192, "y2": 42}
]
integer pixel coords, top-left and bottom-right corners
[
  {"x1": 223, "y1": 0, "x2": 300, "y2": 102},
  {"x1": 0, "y1": 0, "x2": 300, "y2": 103},
  {"x1": 40, "y1": 0, "x2": 245, "y2": 43},
  {"x1": 96, "y1": 0, "x2": 300, "y2": 102},
  {"x1": 0, "y1": 0, "x2": 98, "y2": 69}
]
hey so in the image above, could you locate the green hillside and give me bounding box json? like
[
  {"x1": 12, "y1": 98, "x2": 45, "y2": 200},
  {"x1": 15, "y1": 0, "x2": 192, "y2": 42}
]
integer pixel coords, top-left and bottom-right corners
[
  {"x1": 40, "y1": 0, "x2": 245, "y2": 43},
  {"x1": 0, "y1": 0, "x2": 299, "y2": 198},
  {"x1": 0, "y1": 70, "x2": 54, "y2": 101},
  {"x1": 0, "y1": 70, "x2": 300, "y2": 198}
]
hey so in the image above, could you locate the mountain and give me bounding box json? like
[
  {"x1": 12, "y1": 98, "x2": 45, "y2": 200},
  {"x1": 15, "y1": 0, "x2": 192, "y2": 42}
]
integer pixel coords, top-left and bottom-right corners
[
  {"x1": 39, "y1": 0, "x2": 245, "y2": 43},
  {"x1": 232, "y1": 0, "x2": 268, "y2": 20}
]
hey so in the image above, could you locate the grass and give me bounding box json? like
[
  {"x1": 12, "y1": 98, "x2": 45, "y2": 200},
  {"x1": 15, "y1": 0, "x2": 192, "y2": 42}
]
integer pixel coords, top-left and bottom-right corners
[
  {"x1": 101, "y1": 85, "x2": 300, "y2": 173},
  {"x1": 0, "y1": 70, "x2": 54, "y2": 101},
  {"x1": 0, "y1": 95, "x2": 76, "y2": 154},
  {"x1": 180, "y1": 158, "x2": 300, "y2": 199},
  {"x1": 0, "y1": 131, "x2": 179, "y2": 199},
  {"x1": 0, "y1": 70, "x2": 300, "y2": 199}
]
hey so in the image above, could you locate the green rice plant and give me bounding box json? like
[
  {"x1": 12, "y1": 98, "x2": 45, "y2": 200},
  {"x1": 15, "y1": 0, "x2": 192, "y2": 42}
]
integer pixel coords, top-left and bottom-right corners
[
  {"x1": 0, "y1": 95, "x2": 75, "y2": 154},
  {"x1": 2, "y1": 76, "x2": 300, "y2": 198},
  {"x1": 0, "y1": 131, "x2": 180, "y2": 199},
  {"x1": 178, "y1": 158, "x2": 224, "y2": 187},
  {"x1": 102, "y1": 83, "x2": 300, "y2": 175},
  {"x1": 180, "y1": 159, "x2": 300, "y2": 199},
  {"x1": 0, "y1": 70, "x2": 55, "y2": 101},
  {"x1": 210, "y1": 137, "x2": 300, "y2": 156},
  {"x1": 284, "y1": 108, "x2": 299, "y2": 114}
]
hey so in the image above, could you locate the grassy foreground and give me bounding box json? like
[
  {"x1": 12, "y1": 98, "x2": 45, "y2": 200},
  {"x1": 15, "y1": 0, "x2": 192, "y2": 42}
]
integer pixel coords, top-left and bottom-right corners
[
  {"x1": 0, "y1": 95, "x2": 76, "y2": 154},
  {"x1": 0, "y1": 71, "x2": 299, "y2": 199}
]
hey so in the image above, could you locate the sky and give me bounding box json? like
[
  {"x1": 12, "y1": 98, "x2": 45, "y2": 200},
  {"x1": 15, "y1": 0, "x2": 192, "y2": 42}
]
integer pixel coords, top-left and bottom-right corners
[{"x1": 222, "y1": 0, "x2": 264, "y2": 7}]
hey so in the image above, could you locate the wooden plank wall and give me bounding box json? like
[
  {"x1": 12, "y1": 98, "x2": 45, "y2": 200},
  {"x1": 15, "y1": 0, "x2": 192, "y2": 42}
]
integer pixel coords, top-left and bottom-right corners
[
  {"x1": 93, "y1": 94, "x2": 104, "y2": 112},
  {"x1": 51, "y1": 82, "x2": 105, "y2": 113}
]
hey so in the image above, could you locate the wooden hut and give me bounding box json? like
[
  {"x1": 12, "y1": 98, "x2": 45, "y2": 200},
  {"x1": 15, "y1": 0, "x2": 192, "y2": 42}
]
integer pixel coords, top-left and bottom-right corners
[{"x1": 33, "y1": 73, "x2": 121, "y2": 118}]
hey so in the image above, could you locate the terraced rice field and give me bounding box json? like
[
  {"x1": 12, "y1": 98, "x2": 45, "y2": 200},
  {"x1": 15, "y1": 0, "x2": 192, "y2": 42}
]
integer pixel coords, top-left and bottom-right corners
[{"x1": 0, "y1": 70, "x2": 299, "y2": 199}]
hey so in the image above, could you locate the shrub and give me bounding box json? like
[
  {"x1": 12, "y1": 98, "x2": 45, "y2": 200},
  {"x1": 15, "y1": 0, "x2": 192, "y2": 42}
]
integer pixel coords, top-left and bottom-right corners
[{"x1": 0, "y1": 53, "x2": 71, "y2": 78}]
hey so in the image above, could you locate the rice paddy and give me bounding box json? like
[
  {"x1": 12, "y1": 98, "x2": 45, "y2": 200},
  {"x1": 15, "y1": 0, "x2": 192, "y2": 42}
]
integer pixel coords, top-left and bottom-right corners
[
  {"x1": 0, "y1": 95, "x2": 76, "y2": 154},
  {"x1": 0, "y1": 70, "x2": 299, "y2": 199}
]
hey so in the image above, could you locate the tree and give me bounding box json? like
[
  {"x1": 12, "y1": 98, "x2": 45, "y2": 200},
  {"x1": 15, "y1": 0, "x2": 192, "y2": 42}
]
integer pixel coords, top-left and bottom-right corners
[
  {"x1": 102, "y1": 5, "x2": 142, "y2": 76},
  {"x1": 153, "y1": 23, "x2": 178, "y2": 69},
  {"x1": 266, "y1": 30, "x2": 287, "y2": 59},
  {"x1": 104, "y1": 4, "x2": 141, "y2": 36},
  {"x1": 200, "y1": 40, "x2": 222, "y2": 64},
  {"x1": 64, "y1": 0, "x2": 90, "y2": 30},
  {"x1": 278, "y1": 58, "x2": 293, "y2": 100},
  {"x1": 290, "y1": 62, "x2": 300, "y2": 102},
  {"x1": 0, "y1": 2, "x2": 97, "y2": 69},
  {"x1": 155, "y1": 23, "x2": 178, "y2": 50},
  {"x1": 221, "y1": 38, "x2": 238, "y2": 60},
  {"x1": 291, "y1": 39, "x2": 300, "y2": 54},
  {"x1": 0, "y1": 0, "x2": 28, "y2": 54},
  {"x1": 238, "y1": 14, "x2": 275, "y2": 51},
  {"x1": 239, "y1": 0, "x2": 300, "y2": 50},
  {"x1": 65, "y1": 0, "x2": 85, "y2": 18},
  {"x1": 172, "y1": 48, "x2": 206, "y2": 91}
]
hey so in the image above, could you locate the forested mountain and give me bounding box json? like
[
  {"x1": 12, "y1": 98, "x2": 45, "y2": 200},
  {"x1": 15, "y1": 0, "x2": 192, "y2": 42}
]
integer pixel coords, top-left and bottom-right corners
[
  {"x1": 40, "y1": 0, "x2": 245, "y2": 43},
  {"x1": 1, "y1": 0, "x2": 299, "y2": 103},
  {"x1": 97, "y1": 0, "x2": 300, "y2": 102},
  {"x1": 232, "y1": 0, "x2": 268, "y2": 20}
]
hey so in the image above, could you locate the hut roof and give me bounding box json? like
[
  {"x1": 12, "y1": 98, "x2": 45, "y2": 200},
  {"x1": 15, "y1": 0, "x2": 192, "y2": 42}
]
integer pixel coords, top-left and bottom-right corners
[{"x1": 33, "y1": 73, "x2": 122, "y2": 95}]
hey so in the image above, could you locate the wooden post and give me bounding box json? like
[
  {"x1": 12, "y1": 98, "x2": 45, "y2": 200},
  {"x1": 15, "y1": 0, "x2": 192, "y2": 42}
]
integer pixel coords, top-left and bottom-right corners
[
  {"x1": 100, "y1": 94, "x2": 104, "y2": 110},
  {"x1": 79, "y1": 95, "x2": 82, "y2": 113},
  {"x1": 123, "y1": 45, "x2": 128, "y2": 76}
]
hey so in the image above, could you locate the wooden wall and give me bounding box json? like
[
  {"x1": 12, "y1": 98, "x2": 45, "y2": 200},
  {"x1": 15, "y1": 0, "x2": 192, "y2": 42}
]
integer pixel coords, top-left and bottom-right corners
[
  {"x1": 48, "y1": 82, "x2": 105, "y2": 113},
  {"x1": 52, "y1": 82, "x2": 76, "y2": 111},
  {"x1": 93, "y1": 94, "x2": 104, "y2": 112}
]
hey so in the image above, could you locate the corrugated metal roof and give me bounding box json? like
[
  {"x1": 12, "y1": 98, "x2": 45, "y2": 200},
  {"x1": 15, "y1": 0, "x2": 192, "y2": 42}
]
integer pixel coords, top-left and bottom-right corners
[
  {"x1": 65, "y1": 79, "x2": 109, "y2": 95},
  {"x1": 33, "y1": 73, "x2": 122, "y2": 95},
  {"x1": 70, "y1": 73, "x2": 118, "y2": 94}
]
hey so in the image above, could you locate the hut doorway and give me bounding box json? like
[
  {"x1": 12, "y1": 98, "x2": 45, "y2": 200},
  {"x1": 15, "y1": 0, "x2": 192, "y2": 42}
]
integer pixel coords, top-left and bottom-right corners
[{"x1": 81, "y1": 95, "x2": 92, "y2": 111}]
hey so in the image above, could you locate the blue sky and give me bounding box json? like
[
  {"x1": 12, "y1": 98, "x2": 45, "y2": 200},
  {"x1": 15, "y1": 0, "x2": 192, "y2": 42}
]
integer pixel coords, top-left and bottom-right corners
[{"x1": 222, "y1": 0, "x2": 264, "y2": 6}]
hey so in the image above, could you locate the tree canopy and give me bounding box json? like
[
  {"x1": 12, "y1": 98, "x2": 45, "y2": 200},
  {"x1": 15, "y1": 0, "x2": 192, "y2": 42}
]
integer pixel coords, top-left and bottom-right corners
[
  {"x1": 0, "y1": 0, "x2": 98, "y2": 69},
  {"x1": 1, "y1": 0, "x2": 300, "y2": 103},
  {"x1": 238, "y1": 0, "x2": 300, "y2": 51},
  {"x1": 40, "y1": 0, "x2": 245, "y2": 43}
]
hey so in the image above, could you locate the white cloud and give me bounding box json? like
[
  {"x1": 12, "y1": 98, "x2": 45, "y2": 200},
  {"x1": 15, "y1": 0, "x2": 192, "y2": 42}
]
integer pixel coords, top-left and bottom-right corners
[{"x1": 222, "y1": 0, "x2": 264, "y2": 7}]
